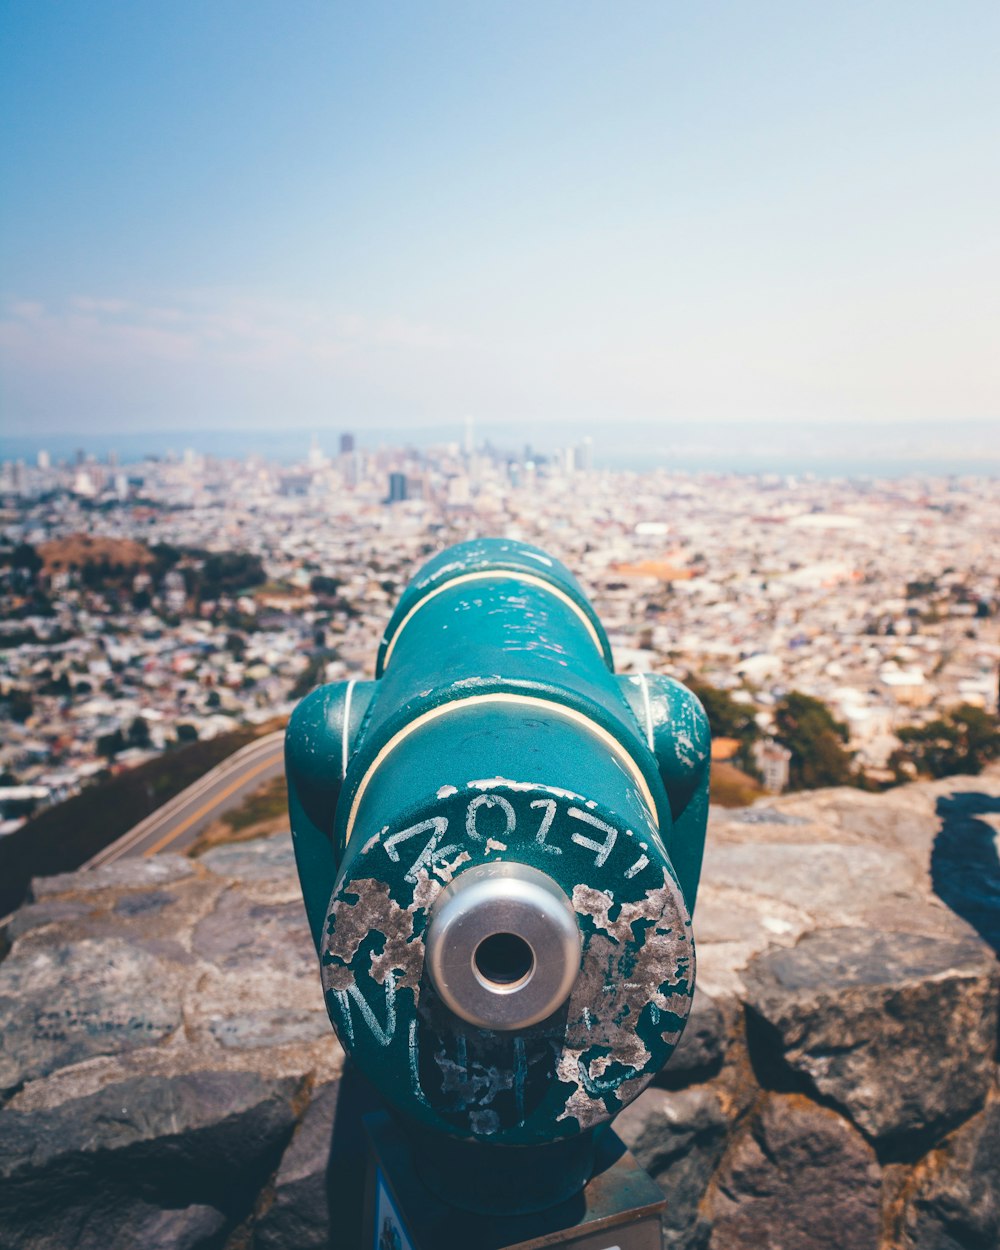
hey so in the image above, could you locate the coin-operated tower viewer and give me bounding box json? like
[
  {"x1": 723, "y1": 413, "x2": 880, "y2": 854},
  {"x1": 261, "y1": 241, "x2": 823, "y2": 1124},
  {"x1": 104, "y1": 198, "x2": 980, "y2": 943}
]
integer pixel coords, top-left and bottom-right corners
[{"x1": 286, "y1": 539, "x2": 710, "y2": 1237}]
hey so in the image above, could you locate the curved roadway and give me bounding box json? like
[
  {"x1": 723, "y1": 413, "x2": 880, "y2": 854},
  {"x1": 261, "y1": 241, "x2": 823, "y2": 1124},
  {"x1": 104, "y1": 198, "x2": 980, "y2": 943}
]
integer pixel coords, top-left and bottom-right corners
[{"x1": 85, "y1": 730, "x2": 286, "y2": 867}]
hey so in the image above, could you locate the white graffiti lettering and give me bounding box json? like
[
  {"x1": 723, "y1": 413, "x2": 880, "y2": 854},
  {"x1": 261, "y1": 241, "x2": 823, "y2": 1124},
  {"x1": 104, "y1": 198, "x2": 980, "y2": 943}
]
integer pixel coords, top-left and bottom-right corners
[
  {"x1": 383, "y1": 816, "x2": 448, "y2": 862},
  {"x1": 343, "y1": 972, "x2": 397, "y2": 1047},
  {"x1": 624, "y1": 854, "x2": 649, "y2": 878},
  {"x1": 465, "y1": 793, "x2": 516, "y2": 841},
  {"x1": 529, "y1": 798, "x2": 561, "y2": 854},
  {"x1": 567, "y1": 807, "x2": 618, "y2": 867}
]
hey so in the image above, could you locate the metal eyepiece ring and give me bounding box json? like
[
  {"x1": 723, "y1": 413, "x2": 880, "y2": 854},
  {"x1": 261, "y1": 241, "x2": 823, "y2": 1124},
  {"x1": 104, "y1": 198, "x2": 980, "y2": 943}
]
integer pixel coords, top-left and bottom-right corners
[{"x1": 425, "y1": 862, "x2": 581, "y2": 1031}]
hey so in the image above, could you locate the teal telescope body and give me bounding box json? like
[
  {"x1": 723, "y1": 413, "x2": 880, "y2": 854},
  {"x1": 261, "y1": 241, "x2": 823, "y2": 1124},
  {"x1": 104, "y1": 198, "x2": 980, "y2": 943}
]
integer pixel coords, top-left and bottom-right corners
[{"x1": 286, "y1": 539, "x2": 710, "y2": 1213}]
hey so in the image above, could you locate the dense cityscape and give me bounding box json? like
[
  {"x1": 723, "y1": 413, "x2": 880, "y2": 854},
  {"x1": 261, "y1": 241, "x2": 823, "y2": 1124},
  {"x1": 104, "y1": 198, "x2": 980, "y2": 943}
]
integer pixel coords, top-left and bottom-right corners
[{"x1": 1, "y1": 433, "x2": 998, "y2": 833}]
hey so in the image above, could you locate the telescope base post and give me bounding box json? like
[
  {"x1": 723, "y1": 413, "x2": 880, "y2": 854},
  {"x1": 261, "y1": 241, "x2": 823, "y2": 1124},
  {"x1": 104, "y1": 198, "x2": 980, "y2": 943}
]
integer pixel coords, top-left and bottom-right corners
[{"x1": 362, "y1": 1112, "x2": 666, "y2": 1250}]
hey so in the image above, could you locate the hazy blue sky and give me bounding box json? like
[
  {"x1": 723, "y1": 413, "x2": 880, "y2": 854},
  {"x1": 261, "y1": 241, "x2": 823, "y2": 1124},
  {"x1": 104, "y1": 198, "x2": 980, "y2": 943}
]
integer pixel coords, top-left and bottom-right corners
[{"x1": 1, "y1": 1, "x2": 998, "y2": 439}]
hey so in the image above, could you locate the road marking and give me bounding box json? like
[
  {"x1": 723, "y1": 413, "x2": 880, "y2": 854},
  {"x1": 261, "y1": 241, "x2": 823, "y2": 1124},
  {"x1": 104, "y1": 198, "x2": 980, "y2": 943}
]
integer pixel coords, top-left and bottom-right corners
[
  {"x1": 141, "y1": 754, "x2": 282, "y2": 857},
  {"x1": 86, "y1": 731, "x2": 284, "y2": 867}
]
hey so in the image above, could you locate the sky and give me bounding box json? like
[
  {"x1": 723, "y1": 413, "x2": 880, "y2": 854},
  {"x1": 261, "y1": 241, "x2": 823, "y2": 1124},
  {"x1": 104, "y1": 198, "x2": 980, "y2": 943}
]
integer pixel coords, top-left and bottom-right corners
[{"x1": 1, "y1": 1, "x2": 998, "y2": 444}]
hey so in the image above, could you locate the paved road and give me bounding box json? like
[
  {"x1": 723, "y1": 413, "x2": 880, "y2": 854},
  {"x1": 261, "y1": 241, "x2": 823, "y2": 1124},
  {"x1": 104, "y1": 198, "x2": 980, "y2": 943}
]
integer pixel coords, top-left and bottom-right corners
[{"x1": 85, "y1": 730, "x2": 286, "y2": 867}]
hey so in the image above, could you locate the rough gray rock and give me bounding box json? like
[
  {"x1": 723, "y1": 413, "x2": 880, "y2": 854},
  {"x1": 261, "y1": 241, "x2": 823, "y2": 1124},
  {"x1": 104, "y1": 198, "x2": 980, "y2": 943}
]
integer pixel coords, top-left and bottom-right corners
[
  {"x1": 0, "y1": 1199, "x2": 227, "y2": 1250},
  {"x1": 198, "y1": 835, "x2": 299, "y2": 882},
  {"x1": 656, "y1": 988, "x2": 734, "y2": 1086},
  {"x1": 93, "y1": 1203, "x2": 226, "y2": 1250},
  {"x1": 614, "y1": 1085, "x2": 732, "y2": 1248},
  {"x1": 186, "y1": 887, "x2": 330, "y2": 1052},
  {"x1": 0, "y1": 1070, "x2": 301, "y2": 1249},
  {"x1": 252, "y1": 1067, "x2": 388, "y2": 1250},
  {"x1": 5, "y1": 896, "x2": 98, "y2": 941},
  {"x1": 703, "y1": 840, "x2": 922, "y2": 922},
  {"x1": 0, "y1": 936, "x2": 187, "y2": 1092},
  {"x1": 253, "y1": 1081, "x2": 341, "y2": 1250},
  {"x1": 0, "y1": 838, "x2": 342, "y2": 1248},
  {"x1": 32, "y1": 853, "x2": 195, "y2": 898},
  {"x1": 741, "y1": 927, "x2": 999, "y2": 1144},
  {"x1": 0, "y1": 769, "x2": 997, "y2": 1250},
  {"x1": 703, "y1": 1093, "x2": 882, "y2": 1250},
  {"x1": 900, "y1": 1101, "x2": 1000, "y2": 1250}
]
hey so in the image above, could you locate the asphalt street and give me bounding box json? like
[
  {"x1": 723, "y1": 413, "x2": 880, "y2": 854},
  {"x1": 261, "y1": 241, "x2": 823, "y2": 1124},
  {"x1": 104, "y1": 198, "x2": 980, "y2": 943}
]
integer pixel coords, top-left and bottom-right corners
[{"x1": 85, "y1": 730, "x2": 286, "y2": 867}]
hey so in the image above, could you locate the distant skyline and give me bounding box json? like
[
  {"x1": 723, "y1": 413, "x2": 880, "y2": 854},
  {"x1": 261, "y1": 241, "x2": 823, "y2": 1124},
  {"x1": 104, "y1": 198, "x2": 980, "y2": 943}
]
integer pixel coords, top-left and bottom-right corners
[
  {"x1": 3, "y1": 418, "x2": 997, "y2": 480},
  {"x1": 2, "y1": 2, "x2": 998, "y2": 439}
]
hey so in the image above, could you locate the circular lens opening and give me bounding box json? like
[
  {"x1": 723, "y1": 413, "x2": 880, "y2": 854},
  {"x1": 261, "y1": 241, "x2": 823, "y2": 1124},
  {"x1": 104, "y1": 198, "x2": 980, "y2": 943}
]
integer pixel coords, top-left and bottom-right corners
[{"x1": 473, "y1": 932, "x2": 534, "y2": 990}]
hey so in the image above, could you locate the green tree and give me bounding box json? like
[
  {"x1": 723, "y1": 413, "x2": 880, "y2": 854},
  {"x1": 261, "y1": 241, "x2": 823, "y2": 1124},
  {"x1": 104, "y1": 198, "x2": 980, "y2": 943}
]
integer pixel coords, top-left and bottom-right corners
[
  {"x1": 44, "y1": 671, "x2": 72, "y2": 696},
  {"x1": 685, "y1": 676, "x2": 759, "y2": 742},
  {"x1": 10, "y1": 543, "x2": 43, "y2": 576},
  {"x1": 310, "y1": 574, "x2": 341, "y2": 596},
  {"x1": 200, "y1": 551, "x2": 266, "y2": 597},
  {"x1": 773, "y1": 691, "x2": 855, "y2": 790},
  {"x1": 3, "y1": 688, "x2": 33, "y2": 724},
  {"x1": 685, "y1": 675, "x2": 761, "y2": 779},
  {"x1": 226, "y1": 631, "x2": 247, "y2": 659},
  {"x1": 895, "y1": 704, "x2": 999, "y2": 779},
  {"x1": 149, "y1": 542, "x2": 182, "y2": 579},
  {"x1": 290, "y1": 652, "x2": 328, "y2": 700},
  {"x1": 96, "y1": 728, "x2": 126, "y2": 758}
]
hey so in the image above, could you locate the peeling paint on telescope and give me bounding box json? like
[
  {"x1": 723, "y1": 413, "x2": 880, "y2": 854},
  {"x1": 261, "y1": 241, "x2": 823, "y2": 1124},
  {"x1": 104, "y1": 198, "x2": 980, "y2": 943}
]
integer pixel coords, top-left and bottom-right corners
[{"x1": 285, "y1": 538, "x2": 710, "y2": 1211}]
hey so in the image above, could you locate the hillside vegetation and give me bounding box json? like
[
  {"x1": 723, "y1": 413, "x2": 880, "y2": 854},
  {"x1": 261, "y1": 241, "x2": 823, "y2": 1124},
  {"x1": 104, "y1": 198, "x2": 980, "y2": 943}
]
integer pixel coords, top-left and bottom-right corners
[{"x1": 0, "y1": 724, "x2": 276, "y2": 916}]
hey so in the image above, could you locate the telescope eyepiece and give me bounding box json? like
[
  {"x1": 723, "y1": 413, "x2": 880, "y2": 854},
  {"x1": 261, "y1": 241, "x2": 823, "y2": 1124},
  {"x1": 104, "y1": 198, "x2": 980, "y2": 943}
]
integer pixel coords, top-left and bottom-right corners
[
  {"x1": 425, "y1": 862, "x2": 581, "y2": 1032},
  {"x1": 473, "y1": 931, "x2": 534, "y2": 990}
]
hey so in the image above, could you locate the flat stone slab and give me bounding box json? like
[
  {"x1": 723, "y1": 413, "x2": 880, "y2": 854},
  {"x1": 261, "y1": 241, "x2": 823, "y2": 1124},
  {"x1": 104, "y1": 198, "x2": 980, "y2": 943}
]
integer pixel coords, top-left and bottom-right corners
[
  {"x1": 0, "y1": 937, "x2": 187, "y2": 1093},
  {"x1": 197, "y1": 834, "x2": 299, "y2": 883},
  {"x1": 32, "y1": 854, "x2": 194, "y2": 899}
]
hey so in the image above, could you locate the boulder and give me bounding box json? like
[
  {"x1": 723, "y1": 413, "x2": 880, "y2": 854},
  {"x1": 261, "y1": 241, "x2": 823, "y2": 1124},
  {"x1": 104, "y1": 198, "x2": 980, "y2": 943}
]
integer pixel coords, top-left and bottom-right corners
[
  {"x1": 0, "y1": 832, "x2": 342, "y2": 1248},
  {"x1": 703, "y1": 1093, "x2": 881, "y2": 1250},
  {"x1": 741, "y1": 927, "x2": 999, "y2": 1144},
  {"x1": 0, "y1": 1199, "x2": 226, "y2": 1250},
  {"x1": 31, "y1": 853, "x2": 195, "y2": 899},
  {"x1": 900, "y1": 1101, "x2": 1000, "y2": 1250},
  {"x1": 0, "y1": 1070, "x2": 301, "y2": 1249},
  {"x1": 614, "y1": 1085, "x2": 732, "y2": 1248},
  {"x1": 253, "y1": 1067, "x2": 386, "y2": 1250},
  {"x1": 5, "y1": 896, "x2": 99, "y2": 941},
  {"x1": 656, "y1": 988, "x2": 734, "y2": 1087},
  {"x1": 253, "y1": 1080, "x2": 342, "y2": 1250}
]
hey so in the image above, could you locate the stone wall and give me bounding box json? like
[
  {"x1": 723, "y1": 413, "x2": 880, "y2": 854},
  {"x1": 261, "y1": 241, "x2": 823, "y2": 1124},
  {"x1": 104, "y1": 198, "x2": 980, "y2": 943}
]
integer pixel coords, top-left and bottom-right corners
[
  {"x1": 617, "y1": 771, "x2": 1000, "y2": 1250},
  {"x1": 1, "y1": 770, "x2": 997, "y2": 1249}
]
